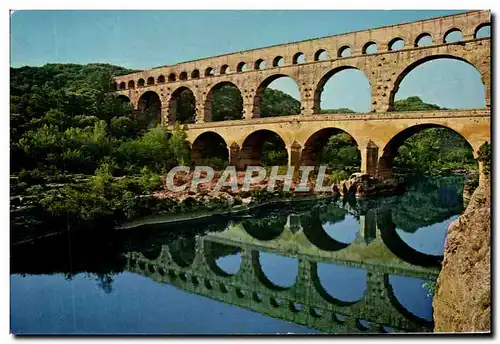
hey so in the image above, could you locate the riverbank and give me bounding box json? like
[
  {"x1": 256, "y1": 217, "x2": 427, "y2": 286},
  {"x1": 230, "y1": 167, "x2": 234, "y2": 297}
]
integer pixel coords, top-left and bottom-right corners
[{"x1": 433, "y1": 178, "x2": 491, "y2": 332}]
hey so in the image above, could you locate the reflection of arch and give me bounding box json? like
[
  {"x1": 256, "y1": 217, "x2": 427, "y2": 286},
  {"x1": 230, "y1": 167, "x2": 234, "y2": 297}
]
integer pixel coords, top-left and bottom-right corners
[
  {"x1": 251, "y1": 251, "x2": 297, "y2": 291},
  {"x1": 389, "y1": 55, "x2": 484, "y2": 111},
  {"x1": 168, "y1": 237, "x2": 196, "y2": 268},
  {"x1": 169, "y1": 86, "x2": 196, "y2": 124},
  {"x1": 377, "y1": 209, "x2": 442, "y2": 267},
  {"x1": 301, "y1": 127, "x2": 360, "y2": 167},
  {"x1": 191, "y1": 131, "x2": 229, "y2": 164},
  {"x1": 204, "y1": 241, "x2": 242, "y2": 277},
  {"x1": 241, "y1": 215, "x2": 287, "y2": 241},
  {"x1": 204, "y1": 81, "x2": 243, "y2": 122},
  {"x1": 253, "y1": 74, "x2": 300, "y2": 117},
  {"x1": 140, "y1": 244, "x2": 162, "y2": 260},
  {"x1": 443, "y1": 28, "x2": 463, "y2": 43},
  {"x1": 314, "y1": 66, "x2": 370, "y2": 113},
  {"x1": 414, "y1": 33, "x2": 432, "y2": 47},
  {"x1": 300, "y1": 209, "x2": 352, "y2": 251},
  {"x1": 384, "y1": 274, "x2": 434, "y2": 326},
  {"x1": 240, "y1": 129, "x2": 288, "y2": 167},
  {"x1": 474, "y1": 23, "x2": 491, "y2": 38},
  {"x1": 310, "y1": 262, "x2": 365, "y2": 306}
]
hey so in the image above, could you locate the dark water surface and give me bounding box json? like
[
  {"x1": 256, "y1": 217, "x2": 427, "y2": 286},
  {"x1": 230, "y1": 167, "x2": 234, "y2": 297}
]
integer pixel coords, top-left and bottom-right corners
[{"x1": 10, "y1": 177, "x2": 465, "y2": 334}]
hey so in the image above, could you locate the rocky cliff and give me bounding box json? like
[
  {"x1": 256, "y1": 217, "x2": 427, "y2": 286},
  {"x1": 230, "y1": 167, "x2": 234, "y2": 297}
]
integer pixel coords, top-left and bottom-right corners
[{"x1": 433, "y1": 179, "x2": 491, "y2": 332}]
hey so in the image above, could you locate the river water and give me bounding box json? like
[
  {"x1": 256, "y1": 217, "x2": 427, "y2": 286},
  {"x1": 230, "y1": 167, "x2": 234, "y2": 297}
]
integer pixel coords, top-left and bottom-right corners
[{"x1": 10, "y1": 176, "x2": 465, "y2": 334}]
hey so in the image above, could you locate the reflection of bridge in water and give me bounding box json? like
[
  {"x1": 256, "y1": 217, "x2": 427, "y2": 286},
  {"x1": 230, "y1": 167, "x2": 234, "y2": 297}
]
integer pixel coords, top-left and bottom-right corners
[{"x1": 126, "y1": 203, "x2": 440, "y2": 333}]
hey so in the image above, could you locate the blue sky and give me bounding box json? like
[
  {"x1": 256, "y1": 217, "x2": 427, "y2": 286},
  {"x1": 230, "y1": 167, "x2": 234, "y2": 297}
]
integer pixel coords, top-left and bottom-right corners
[{"x1": 11, "y1": 10, "x2": 488, "y2": 111}]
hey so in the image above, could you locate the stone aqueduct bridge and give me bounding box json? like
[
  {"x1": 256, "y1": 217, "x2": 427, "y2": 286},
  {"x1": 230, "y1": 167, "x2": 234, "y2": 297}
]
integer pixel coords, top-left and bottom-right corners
[
  {"x1": 112, "y1": 10, "x2": 491, "y2": 178},
  {"x1": 126, "y1": 202, "x2": 439, "y2": 333}
]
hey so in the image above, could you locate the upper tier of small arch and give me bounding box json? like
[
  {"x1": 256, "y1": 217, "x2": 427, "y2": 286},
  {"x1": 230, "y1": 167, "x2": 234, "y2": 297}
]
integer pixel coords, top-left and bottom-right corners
[{"x1": 112, "y1": 10, "x2": 490, "y2": 90}]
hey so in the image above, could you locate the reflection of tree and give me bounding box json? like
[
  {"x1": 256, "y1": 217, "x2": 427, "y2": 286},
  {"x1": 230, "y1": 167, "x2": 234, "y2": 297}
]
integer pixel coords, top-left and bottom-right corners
[
  {"x1": 388, "y1": 177, "x2": 464, "y2": 233},
  {"x1": 241, "y1": 216, "x2": 287, "y2": 241},
  {"x1": 96, "y1": 273, "x2": 115, "y2": 294},
  {"x1": 206, "y1": 241, "x2": 241, "y2": 260},
  {"x1": 168, "y1": 237, "x2": 196, "y2": 267},
  {"x1": 318, "y1": 204, "x2": 347, "y2": 224}
]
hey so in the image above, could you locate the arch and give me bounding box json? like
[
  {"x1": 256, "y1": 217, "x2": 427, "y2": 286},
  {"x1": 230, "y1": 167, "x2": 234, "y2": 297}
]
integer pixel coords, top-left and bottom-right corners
[
  {"x1": 168, "y1": 73, "x2": 176, "y2": 82},
  {"x1": 314, "y1": 66, "x2": 371, "y2": 114},
  {"x1": 204, "y1": 81, "x2": 243, "y2": 122},
  {"x1": 116, "y1": 95, "x2": 130, "y2": 103},
  {"x1": 362, "y1": 41, "x2": 377, "y2": 54},
  {"x1": 220, "y1": 65, "x2": 230, "y2": 75},
  {"x1": 236, "y1": 62, "x2": 248, "y2": 72},
  {"x1": 389, "y1": 54, "x2": 485, "y2": 111},
  {"x1": 292, "y1": 52, "x2": 305, "y2": 64},
  {"x1": 301, "y1": 128, "x2": 361, "y2": 171},
  {"x1": 338, "y1": 46, "x2": 351, "y2": 58},
  {"x1": 205, "y1": 67, "x2": 214, "y2": 77},
  {"x1": 118, "y1": 81, "x2": 126, "y2": 90},
  {"x1": 191, "y1": 131, "x2": 229, "y2": 166},
  {"x1": 414, "y1": 33, "x2": 432, "y2": 47},
  {"x1": 254, "y1": 59, "x2": 265, "y2": 70},
  {"x1": 474, "y1": 23, "x2": 491, "y2": 39},
  {"x1": 251, "y1": 251, "x2": 298, "y2": 291},
  {"x1": 137, "y1": 91, "x2": 161, "y2": 128},
  {"x1": 384, "y1": 275, "x2": 434, "y2": 326},
  {"x1": 204, "y1": 241, "x2": 242, "y2": 277},
  {"x1": 157, "y1": 75, "x2": 165, "y2": 83},
  {"x1": 443, "y1": 28, "x2": 463, "y2": 43},
  {"x1": 168, "y1": 237, "x2": 196, "y2": 268},
  {"x1": 311, "y1": 262, "x2": 367, "y2": 306},
  {"x1": 378, "y1": 124, "x2": 477, "y2": 180},
  {"x1": 388, "y1": 37, "x2": 404, "y2": 51},
  {"x1": 169, "y1": 86, "x2": 196, "y2": 124},
  {"x1": 128, "y1": 80, "x2": 135, "y2": 88},
  {"x1": 147, "y1": 76, "x2": 154, "y2": 85},
  {"x1": 138, "y1": 78, "x2": 145, "y2": 87},
  {"x1": 240, "y1": 129, "x2": 288, "y2": 167},
  {"x1": 253, "y1": 73, "x2": 301, "y2": 118},
  {"x1": 272, "y1": 56, "x2": 284, "y2": 67},
  {"x1": 179, "y1": 71, "x2": 188, "y2": 81},
  {"x1": 314, "y1": 49, "x2": 328, "y2": 61},
  {"x1": 191, "y1": 69, "x2": 200, "y2": 79}
]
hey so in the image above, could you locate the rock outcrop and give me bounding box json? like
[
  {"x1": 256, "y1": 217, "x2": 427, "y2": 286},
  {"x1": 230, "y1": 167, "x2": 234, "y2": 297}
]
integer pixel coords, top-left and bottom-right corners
[{"x1": 433, "y1": 179, "x2": 491, "y2": 332}]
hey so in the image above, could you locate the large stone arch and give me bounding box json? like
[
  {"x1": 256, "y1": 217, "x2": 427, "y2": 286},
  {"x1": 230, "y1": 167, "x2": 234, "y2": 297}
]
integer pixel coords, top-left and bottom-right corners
[
  {"x1": 388, "y1": 54, "x2": 487, "y2": 111},
  {"x1": 137, "y1": 90, "x2": 162, "y2": 127},
  {"x1": 168, "y1": 85, "x2": 197, "y2": 125},
  {"x1": 313, "y1": 65, "x2": 371, "y2": 114},
  {"x1": 300, "y1": 127, "x2": 361, "y2": 170},
  {"x1": 190, "y1": 131, "x2": 229, "y2": 166},
  {"x1": 239, "y1": 129, "x2": 288, "y2": 168},
  {"x1": 377, "y1": 123, "x2": 479, "y2": 179},
  {"x1": 253, "y1": 73, "x2": 301, "y2": 118},
  {"x1": 204, "y1": 81, "x2": 243, "y2": 122}
]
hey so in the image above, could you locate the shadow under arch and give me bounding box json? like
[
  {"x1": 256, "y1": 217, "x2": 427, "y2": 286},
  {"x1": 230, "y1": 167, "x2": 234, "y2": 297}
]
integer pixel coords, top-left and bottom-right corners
[
  {"x1": 116, "y1": 94, "x2": 130, "y2": 103},
  {"x1": 204, "y1": 81, "x2": 243, "y2": 122},
  {"x1": 253, "y1": 73, "x2": 301, "y2": 118},
  {"x1": 190, "y1": 131, "x2": 229, "y2": 165},
  {"x1": 203, "y1": 241, "x2": 242, "y2": 277},
  {"x1": 313, "y1": 66, "x2": 371, "y2": 114},
  {"x1": 388, "y1": 54, "x2": 486, "y2": 111},
  {"x1": 250, "y1": 250, "x2": 297, "y2": 291},
  {"x1": 138, "y1": 90, "x2": 162, "y2": 127},
  {"x1": 300, "y1": 209, "x2": 352, "y2": 252},
  {"x1": 376, "y1": 209, "x2": 442, "y2": 267},
  {"x1": 168, "y1": 85, "x2": 196, "y2": 124},
  {"x1": 168, "y1": 236, "x2": 196, "y2": 268},
  {"x1": 310, "y1": 262, "x2": 365, "y2": 307},
  {"x1": 383, "y1": 274, "x2": 434, "y2": 327},
  {"x1": 140, "y1": 244, "x2": 163, "y2": 261},
  {"x1": 240, "y1": 215, "x2": 287, "y2": 241}
]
